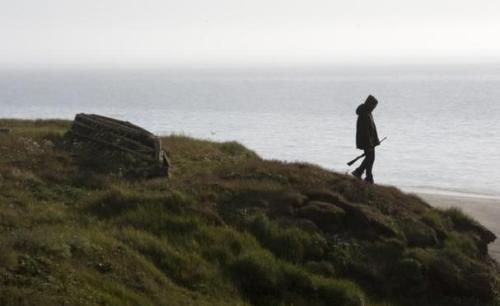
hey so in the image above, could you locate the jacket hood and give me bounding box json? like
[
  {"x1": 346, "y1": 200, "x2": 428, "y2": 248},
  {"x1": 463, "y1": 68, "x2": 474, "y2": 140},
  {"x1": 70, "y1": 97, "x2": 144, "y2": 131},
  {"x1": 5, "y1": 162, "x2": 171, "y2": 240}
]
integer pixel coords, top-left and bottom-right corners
[
  {"x1": 356, "y1": 95, "x2": 378, "y2": 115},
  {"x1": 356, "y1": 103, "x2": 367, "y2": 115}
]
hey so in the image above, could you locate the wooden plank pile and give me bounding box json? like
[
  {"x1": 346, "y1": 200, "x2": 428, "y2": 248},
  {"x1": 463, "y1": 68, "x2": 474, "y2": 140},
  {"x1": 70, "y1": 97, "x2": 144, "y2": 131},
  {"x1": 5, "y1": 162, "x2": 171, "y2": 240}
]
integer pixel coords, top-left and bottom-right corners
[{"x1": 70, "y1": 113, "x2": 170, "y2": 178}]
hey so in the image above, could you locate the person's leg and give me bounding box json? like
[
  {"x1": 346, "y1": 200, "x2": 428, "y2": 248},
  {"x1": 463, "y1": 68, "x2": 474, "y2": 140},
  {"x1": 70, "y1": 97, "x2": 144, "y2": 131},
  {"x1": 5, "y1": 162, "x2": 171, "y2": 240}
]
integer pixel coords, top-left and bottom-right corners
[
  {"x1": 352, "y1": 166, "x2": 363, "y2": 179},
  {"x1": 352, "y1": 153, "x2": 368, "y2": 179},
  {"x1": 364, "y1": 149, "x2": 375, "y2": 183}
]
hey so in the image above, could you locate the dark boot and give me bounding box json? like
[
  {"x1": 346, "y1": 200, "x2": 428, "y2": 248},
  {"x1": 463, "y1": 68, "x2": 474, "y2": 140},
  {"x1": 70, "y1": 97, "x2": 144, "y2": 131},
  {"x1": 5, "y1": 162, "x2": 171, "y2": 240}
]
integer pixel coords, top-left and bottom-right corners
[
  {"x1": 364, "y1": 175, "x2": 374, "y2": 184},
  {"x1": 351, "y1": 168, "x2": 363, "y2": 180}
]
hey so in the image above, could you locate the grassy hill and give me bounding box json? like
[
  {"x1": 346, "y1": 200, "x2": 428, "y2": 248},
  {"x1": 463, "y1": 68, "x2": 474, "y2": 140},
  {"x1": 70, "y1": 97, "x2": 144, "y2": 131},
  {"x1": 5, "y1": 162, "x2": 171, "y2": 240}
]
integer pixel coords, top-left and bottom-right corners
[{"x1": 0, "y1": 119, "x2": 499, "y2": 306}]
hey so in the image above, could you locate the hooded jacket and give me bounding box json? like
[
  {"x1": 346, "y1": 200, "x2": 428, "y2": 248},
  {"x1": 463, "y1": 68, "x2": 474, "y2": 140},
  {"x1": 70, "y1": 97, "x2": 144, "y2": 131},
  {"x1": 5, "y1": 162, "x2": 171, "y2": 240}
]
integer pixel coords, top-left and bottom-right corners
[{"x1": 356, "y1": 97, "x2": 380, "y2": 150}]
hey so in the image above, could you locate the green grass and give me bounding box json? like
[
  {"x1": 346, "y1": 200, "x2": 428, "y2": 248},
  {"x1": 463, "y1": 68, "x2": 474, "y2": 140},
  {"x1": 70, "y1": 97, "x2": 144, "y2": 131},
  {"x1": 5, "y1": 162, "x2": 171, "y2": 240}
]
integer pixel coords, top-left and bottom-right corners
[{"x1": 0, "y1": 119, "x2": 499, "y2": 306}]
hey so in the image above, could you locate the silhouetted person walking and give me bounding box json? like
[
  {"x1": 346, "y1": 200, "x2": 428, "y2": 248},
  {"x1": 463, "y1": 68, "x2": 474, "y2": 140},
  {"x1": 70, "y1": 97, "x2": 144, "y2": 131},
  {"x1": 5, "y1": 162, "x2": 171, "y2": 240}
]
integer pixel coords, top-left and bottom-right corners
[{"x1": 352, "y1": 95, "x2": 380, "y2": 184}]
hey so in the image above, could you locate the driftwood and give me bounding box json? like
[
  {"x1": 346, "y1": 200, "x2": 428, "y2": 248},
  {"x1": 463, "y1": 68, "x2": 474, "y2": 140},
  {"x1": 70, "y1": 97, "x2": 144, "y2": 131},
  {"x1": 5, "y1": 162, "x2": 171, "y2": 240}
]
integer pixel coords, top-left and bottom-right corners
[{"x1": 70, "y1": 113, "x2": 170, "y2": 177}]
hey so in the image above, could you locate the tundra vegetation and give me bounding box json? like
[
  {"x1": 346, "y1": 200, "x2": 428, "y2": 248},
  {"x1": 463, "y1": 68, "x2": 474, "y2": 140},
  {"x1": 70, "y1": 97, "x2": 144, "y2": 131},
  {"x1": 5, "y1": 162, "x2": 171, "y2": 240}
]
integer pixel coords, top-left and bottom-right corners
[{"x1": 0, "y1": 119, "x2": 498, "y2": 306}]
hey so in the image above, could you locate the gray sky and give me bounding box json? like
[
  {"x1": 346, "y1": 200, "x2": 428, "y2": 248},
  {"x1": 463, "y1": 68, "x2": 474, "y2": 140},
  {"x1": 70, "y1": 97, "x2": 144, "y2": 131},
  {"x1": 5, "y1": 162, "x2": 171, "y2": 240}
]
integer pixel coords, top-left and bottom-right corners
[{"x1": 1, "y1": 0, "x2": 500, "y2": 67}]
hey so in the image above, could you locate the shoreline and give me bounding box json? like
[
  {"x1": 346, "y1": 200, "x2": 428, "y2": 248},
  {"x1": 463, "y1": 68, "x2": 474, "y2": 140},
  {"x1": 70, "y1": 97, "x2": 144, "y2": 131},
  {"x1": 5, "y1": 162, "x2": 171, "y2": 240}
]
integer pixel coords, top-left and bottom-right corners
[
  {"x1": 417, "y1": 192, "x2": 500, "y2": 261},
  {"x1": 403, "y1": 186, "x2": 500, "y2": 201}
]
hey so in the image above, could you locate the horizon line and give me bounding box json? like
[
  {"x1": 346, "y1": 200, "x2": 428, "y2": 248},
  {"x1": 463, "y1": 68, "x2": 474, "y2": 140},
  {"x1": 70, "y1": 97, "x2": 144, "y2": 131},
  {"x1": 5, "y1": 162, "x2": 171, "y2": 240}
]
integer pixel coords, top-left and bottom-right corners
[{"x1": 2, "y1": 60, "x2": 500, "y2": 72}]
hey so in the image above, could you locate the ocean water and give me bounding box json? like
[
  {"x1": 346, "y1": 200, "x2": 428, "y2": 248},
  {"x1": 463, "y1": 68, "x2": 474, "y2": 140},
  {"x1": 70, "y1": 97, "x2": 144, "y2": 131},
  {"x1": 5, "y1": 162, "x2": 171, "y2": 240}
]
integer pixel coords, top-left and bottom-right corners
[{"x1": 1, "y1": 68, "x2": 499, "y2": 197}]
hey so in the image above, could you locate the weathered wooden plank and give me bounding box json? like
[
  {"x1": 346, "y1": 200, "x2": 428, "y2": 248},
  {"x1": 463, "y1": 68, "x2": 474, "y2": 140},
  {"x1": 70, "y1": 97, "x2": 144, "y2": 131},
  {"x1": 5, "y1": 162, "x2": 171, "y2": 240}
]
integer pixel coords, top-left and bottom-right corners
[
  {"x1": 72, "y1": 120, "x2": 156, "y2": 155},
  {"x1": 70, "y1": 113, "x2": 170, "y2": 178},
  {"x1": 71, "y1": 130, "x2": 156, "y2": 161},
  {"x1": 75, "y1": 114, "x2": 155, "y2": 145}
]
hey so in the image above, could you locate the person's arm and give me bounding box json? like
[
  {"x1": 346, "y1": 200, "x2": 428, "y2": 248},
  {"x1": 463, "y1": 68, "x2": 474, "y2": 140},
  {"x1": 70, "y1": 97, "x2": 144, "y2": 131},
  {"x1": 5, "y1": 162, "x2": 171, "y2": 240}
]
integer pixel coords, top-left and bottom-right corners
[
  {"x1": 357, "y1": 116, "x2": 369, "y2": 149},
  {"x1": 370, "y1": 116, "x2": 380, "y2": 147},
  {"x1": 373, "y1": 127, "x2": 380, "y2": 146}
]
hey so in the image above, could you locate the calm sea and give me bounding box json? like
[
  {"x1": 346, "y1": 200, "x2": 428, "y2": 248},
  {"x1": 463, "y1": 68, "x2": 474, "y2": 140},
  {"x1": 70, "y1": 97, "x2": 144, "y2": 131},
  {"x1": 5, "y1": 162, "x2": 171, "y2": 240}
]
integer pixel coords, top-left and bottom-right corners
[{"x1": 1, "y1": 67, "x2": 499, "y2": 197}]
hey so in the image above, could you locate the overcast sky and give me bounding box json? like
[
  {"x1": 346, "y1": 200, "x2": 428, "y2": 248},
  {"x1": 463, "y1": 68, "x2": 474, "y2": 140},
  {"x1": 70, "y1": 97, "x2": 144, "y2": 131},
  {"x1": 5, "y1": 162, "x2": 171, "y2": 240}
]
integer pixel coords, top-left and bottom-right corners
[{"x1": 1, "y1": 0, "x2": 500, "y2": 68}]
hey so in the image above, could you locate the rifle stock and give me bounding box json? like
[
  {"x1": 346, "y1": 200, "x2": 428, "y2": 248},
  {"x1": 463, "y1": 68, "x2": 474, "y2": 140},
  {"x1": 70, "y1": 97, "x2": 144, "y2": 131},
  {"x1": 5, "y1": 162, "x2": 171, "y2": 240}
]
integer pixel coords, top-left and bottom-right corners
[
  {"x1": 347, "y1": 153, "x2": 365, "y2": 166},
  {"x1": 347, "y1": 137, "x2": 387, "y2": 166}
]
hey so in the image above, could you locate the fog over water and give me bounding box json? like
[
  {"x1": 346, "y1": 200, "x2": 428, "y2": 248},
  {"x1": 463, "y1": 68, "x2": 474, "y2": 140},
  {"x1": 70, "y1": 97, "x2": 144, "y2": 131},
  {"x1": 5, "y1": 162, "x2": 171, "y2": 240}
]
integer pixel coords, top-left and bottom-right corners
[
  {"x1": 1, "y1": 67, "x2": 499, "y2": 197},
  {"x1": 2, "y1": 0, "x2": 500, "y2": 67}
]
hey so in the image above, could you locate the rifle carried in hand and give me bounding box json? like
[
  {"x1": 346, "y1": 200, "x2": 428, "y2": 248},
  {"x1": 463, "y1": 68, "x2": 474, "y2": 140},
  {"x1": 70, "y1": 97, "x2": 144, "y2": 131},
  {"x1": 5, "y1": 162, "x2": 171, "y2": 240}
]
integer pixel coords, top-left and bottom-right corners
[{"x1": 347, "y1": 137, "x2": 387, "y2": 166}]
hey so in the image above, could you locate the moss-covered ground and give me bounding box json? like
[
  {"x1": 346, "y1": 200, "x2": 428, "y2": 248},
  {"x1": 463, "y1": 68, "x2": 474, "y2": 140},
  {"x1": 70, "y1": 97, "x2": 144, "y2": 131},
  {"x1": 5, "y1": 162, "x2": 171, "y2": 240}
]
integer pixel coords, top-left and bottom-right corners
[{"x1": 0, "y1": 119, "x2": 498, "y2": 306}]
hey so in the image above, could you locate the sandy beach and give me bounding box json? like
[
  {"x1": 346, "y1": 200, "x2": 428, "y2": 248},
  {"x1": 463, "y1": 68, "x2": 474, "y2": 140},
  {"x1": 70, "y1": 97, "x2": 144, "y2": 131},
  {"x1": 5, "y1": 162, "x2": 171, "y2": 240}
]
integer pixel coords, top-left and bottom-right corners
[{"x1": 418, "y1": 192, "x2": 500, "y2": 261}]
